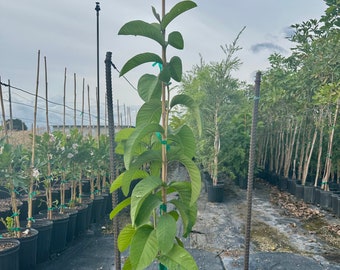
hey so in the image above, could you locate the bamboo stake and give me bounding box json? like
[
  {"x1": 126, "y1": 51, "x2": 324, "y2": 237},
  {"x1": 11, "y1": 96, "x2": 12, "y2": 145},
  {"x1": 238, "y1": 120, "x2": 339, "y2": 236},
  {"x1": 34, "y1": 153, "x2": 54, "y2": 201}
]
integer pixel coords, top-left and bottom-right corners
[
  {"x1": 44, "y1": 56, "x2": 53, "y2": 220},
  {"x1": 74, "y1": 73, "x2": 77, "y2": 128},
  {"x1": 0, "y1": 77, "x2": 7, "y2": 137},
  {"x1": 117, "y1": 99, "x2": 120, "y2": 127},
  {"x1": 28, "y1": 50, "x2": 40, "y2": 228},
  {"x1": 8, "y1": 80, "x2": 13, "y2": 132},
  {"x1": 81, "y1": 78, "x2": 85, "y2": 135},
  {"x1": 87, "y1": 84, "x2": 92, "y2": 136},
  {"x1": 63, "y1": 68, "x2": 67, "y2": 134}
]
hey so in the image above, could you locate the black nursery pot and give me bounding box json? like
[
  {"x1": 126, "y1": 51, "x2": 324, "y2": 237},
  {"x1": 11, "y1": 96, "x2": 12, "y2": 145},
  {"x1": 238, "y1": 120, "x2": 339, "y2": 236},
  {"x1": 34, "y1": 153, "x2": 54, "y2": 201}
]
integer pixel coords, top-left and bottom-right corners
[
  {"x1": 295, "y1": 183, "x2": 304, "y2": 200},
  {"x1": 303, "y1": 185, "x2": 315, "y2": 204},
  {"x1": 63, "y1": 208, "x2": 78, "y2": 244},
  {"x1": 30, "y1": 218, "x2": 53, "y2": 264},
  {"x1": 91, "y1": 196, "x2": 104, "y2": 224},
  {"x1": 207, "y1": 182, "x2": 224, "y2": 203},
  {"x1": 11, "y1": 228, "x2": 39, "y2": 270},
  {"x1": 75, "y1": 204, "x2": 88, "y2": 237},
  {"x1": 319, "y1": 190, "x2": 332, "y2": 211},
  {"x1": 49, "y1": 213, "x2": 69, "y2": 254},
  {"x1": 0, "y1": 239, "x2": 20, "y2": 270}
]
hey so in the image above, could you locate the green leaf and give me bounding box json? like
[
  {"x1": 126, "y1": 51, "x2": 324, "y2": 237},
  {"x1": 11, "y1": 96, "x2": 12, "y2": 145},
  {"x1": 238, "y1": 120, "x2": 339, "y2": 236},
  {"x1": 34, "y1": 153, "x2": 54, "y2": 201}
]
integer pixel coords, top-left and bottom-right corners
[
  {"x1": 157, "y1": 214, "x2": 177, "y2": 254},
  {"x1": 170, "y1": 94, "x2": 202, "y2": 136},
  {"x1": 134, "y1": 193, "x2": 162, "y2": 226},
  {"x1": 124, "y1": 123, "x2": 164, "y2": 169},
  {"x1": 115, "y1": 128, "x2": 135, "y2": 143},
  {"x1": 159, "y1": 65, "x2": 171, "y2": 83},
  {"x1": 118, "y1": 224, "x2": 136, "y2": 252},
  {"x1": 120, "y1": 53, "x2": 163, "y2": 77},
  {"x1": 109, "y1": 197, "x2": 131, "y2": 220},
  {"x1": 173, "y1": 155, "x2": 201, "y2": 205},
  {"x1": 173, "y1": 199, "x2": 197, "y2": 237},
  {"x1": 130, "y1": 176, "x2": 163, "y2": 226},
  {"x1": 169, "y1": 125, "x2": 196, "y2": 159},
  {"x1": 130, "y1": 225, "x2": 158, "y2": 270},
  {"x1": 137, "y1": 74, "x2": 162, "y2": 102},
  {"x1": 152, "y1": 6, "x2": 161, "y2": 23},
  {"x1": 159, "y1": 244, "x2": 198, "y2": 270},
  {"x1": 168, "y1": 31, "x2": 184, "y2": 49},
  {"x1": 169, "y1": 56, "x2": 182, "y2": 82},
  {"x1": 161, "y1": 1, "x2": 197, "y2": 30},
  {"x1": 136, "y1": 100, "x2": 162, "y2": 126},
  {"x1": 118, "y1": 20, "x2": 165, "y2": 46},
  {"x1": 122, "y1": 257, "x2": 132, "y2": 270}
]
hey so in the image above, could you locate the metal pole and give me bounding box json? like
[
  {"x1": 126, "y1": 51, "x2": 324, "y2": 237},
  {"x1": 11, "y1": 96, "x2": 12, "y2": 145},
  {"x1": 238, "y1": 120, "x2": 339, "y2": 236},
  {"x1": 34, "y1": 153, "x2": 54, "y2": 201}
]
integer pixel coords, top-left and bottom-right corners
[
  {"x1": 244, "y1": 71, "x2": 261, "y2": 269},
  {"x1": 95, "y1": 2, "x2": 101, "y2": 139},
  {"x1": 105, "y1": 51, "x2": 121, "y2": 270}
]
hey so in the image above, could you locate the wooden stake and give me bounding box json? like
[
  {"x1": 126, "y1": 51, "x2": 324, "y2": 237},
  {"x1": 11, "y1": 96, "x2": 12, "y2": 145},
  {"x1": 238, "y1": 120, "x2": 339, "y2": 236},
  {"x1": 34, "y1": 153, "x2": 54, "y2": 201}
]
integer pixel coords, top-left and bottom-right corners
[
  {"x1": 63, "y1": 68, "x2": 67, "y2": 134},
  {"x1": 81, "y1": 78, "x2": 85, "y2": 135},
  {"x1": 74, "y1": 73, "x2": 77, "y2": 128},
  {"x1": 87, "y1": 84, "x2": 92, "y2": 136}
]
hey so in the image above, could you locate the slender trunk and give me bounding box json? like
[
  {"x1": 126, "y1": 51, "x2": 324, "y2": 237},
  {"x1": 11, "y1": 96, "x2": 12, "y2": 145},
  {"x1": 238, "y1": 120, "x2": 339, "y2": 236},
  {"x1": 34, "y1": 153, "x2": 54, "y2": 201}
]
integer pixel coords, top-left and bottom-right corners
[
  {"x1": 297, "y1": 125, "x2": 306, "y2": 180},
  {"x1": 292, "y1": 121, "x2": 302, "y2": 180},
  {"x1": 213, "y1": 103, "x2": 220, "y2": 185},
  {"x1": 81, "y1": 78, "x2": 85, "y2": 135},
  {"x1": 63, "y1": 68, "x2": 67, "y2": 134},
  {"x1": 302, "y1": 126, "x2": 317, "y2": 184},
  {"x1": 88, "y1": 85, "x2": 92, "y2": 136},
  {"x1": 321, "y1": 98, "x2": 339, "y2": 190},
  {"x1": 74, "y1": 73, "x2": 77, "y2": 128},
  {"x1": 314, "y1": 108, "x2": 324, "y2": 186}
]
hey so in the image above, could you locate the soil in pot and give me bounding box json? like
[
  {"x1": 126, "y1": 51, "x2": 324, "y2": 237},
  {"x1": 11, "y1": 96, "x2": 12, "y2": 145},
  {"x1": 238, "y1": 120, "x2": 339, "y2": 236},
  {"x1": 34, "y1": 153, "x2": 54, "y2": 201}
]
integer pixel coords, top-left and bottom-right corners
[
  {"x1": 0, "y1": 228, "x2": 39, "y2": 270},
  {"x1": 0, "y1": 238, "x2": 20, "y2": 270}
]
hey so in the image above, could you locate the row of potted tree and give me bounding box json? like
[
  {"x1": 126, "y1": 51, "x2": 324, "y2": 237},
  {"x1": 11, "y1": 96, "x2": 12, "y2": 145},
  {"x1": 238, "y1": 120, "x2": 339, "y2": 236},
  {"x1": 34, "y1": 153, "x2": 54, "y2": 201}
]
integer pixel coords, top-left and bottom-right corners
[{"x1": 0, "y1": 129, "x2": 113, "y2": 270}]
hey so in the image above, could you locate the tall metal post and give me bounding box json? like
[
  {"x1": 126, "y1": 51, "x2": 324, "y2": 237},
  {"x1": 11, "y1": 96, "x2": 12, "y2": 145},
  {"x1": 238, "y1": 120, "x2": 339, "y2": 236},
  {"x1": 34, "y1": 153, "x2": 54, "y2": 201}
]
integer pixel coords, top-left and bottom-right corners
[
  {"x1": 244, "y1": 71, "x2": 261, "y2": 269},
  {"x1": 95, "y1": 2, "x2": 101, "y2": 139}
]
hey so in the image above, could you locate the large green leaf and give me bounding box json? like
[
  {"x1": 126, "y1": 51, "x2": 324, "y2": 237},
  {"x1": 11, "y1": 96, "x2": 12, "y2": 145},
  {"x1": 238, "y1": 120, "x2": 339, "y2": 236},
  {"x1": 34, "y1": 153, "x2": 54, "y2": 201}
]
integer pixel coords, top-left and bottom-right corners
[
  {"x1": 157, "y1": 214, "x2": 177, "y2": 254},
  {"x1": 130, "y1": 176, "x2": 162, "y2": 226},
  {"x1": 118, "y1": 224, "x2": 136, "y2": 252},
  {"x1": 130, "y1": 225, "x2": 158, "y2": 270},
  {"x1": 169, "y1": 56, "x2": 182, "y2": 82},
  {"x1": 159, "y1": 244, "x2": 198, "y2": 270},
  {"x1": 124, "y1": 123, "x2": 164, "y2": 169},
  {"x1": 120, "y1": 53, "x2": 162, "y2": 77},
  {"x1": 174, "y1": 199, "x2": 197, "y2": 237},
  {"x1": 134, "y1": 193, "x2": 162, "y2": 226},
  {"x1": 159, "y1": 65, "x2": 171, "y2": 83},
  {"x1": 168, "y1": 125, "x2": 196, "y2": 159},
  {"x1": 111, "y1": 170, "x2": 148, "y2": 195},
  {"x1": 137, "y1": 74, "x2": 162, "y2": 102},
  {"x1": 109, "y1": 197, "x2": 131, "y2": 220},
  {"x1": 115, "y1": 128, "x2": 135, "y2": 143},
  {"x1": 136, "y1": 100, "x2": 162, "y2": 126},
  {"x1": 161, "y1": 1, "x2": 197, "y2": 30},
  {"x1": 118, "y1": 20, "x2": 165, "y2": 47},
  {"x1": 168, "y1": 31, "x2": 184, "y2": 50},
  {"x1": 171, "y1": 154, "x2": 201, "y2": 205},
  {"x1": 170, "y1": 94, "x2": 202, "y2": 136},
  {"x1": 122, "y1": 257, "x2": 132, "y2": 270}
]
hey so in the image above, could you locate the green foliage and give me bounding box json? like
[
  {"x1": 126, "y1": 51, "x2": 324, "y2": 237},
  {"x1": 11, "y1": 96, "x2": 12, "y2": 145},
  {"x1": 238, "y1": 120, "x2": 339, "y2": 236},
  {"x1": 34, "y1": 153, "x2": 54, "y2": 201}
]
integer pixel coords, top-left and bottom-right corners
[{"x1": 110, "y1": 1, "x2": 200, "y2": 269}]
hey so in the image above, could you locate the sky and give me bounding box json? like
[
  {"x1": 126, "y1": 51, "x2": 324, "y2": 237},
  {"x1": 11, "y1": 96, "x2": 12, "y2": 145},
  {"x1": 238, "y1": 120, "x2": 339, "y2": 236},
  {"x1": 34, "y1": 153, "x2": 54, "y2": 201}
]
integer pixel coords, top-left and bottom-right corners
[{"x1": 0, "y1": 0, "x2": 327, "y2": 128}]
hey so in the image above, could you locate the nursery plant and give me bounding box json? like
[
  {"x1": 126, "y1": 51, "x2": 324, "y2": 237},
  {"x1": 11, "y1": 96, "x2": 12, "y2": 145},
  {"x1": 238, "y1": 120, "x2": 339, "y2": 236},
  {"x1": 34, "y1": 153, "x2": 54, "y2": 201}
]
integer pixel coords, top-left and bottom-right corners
[
  {"x1": 0, "y1": 137, "x2": 30, "y2": 237},
  {"x1": 110, "y1": 1, "x2": 202, "y2": 269}
]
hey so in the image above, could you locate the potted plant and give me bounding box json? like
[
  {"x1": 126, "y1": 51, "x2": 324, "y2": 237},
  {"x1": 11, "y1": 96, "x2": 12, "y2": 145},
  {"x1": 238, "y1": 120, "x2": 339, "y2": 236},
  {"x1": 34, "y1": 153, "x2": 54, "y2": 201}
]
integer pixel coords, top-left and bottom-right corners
[
  {"x1": 180, "y1": 28, "x2": 245, "y2": 201},
  {"x1": 0, "y1": 137, "x2": 39, "y2": 270},
  {"x1": 110, "y1": 1, "x2": 202, "y2": 269}
]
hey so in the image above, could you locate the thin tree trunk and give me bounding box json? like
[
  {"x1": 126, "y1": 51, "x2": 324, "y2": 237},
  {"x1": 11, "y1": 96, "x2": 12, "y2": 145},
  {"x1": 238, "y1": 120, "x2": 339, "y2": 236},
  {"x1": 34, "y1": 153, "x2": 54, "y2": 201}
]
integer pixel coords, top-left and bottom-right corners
[
  {"x1": 321, "y1": 98, "x2": 339, "y2": 190},
  {"x1": 74, "y1": 73, "x2": 77, "y2": 128},
  {"x1": 81, "y1": 78, "x2": 85, "y2": 135},
  {"x1": 302, "y1": 126, "x2": 317, "y2": 185},
  {"x1": 314, "y1": 108, "x2": 324, "y2": 186},
  {"x1": 88, "y1": 85, "x2": 92, "y2": 136}
]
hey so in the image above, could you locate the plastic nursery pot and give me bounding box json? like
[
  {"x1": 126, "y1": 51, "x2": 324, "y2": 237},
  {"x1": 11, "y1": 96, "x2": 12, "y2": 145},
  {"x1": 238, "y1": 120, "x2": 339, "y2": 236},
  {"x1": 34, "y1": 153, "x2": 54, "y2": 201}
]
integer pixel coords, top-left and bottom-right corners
[
  {"x1": 30, "y1": 218, "x2": 53, "y2": 264},
  {"x1": 0, "y1": 228, "x2": 39, "y2": 270},
  {"x1": 207, "y1": 182, "x2": 224, "y2": 203},
  {"x1": 0, "y1": 238, "x2": 20, "y2": 270}
]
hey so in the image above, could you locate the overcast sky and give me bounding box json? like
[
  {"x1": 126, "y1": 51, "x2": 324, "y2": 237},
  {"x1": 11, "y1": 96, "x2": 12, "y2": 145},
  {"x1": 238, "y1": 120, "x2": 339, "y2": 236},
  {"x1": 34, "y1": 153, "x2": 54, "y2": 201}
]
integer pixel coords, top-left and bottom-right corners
[{"x1": 0, "y1": 0, "x2": 327, "y2": 127}]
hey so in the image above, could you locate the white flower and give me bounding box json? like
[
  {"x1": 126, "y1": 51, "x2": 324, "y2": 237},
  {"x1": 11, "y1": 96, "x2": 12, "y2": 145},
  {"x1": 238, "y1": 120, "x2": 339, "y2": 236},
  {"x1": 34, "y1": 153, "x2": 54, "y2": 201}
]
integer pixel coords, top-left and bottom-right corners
[
  {"x1": 48, "y1": 154, "x2": 53, "y2": 160},
  {"x1": 32, "y1": 168, "x2": 40, "y2": 178},
  {"x1": 49, "y1": 133, "x2": 56, "y2": 142},
  {"x1": 72, "y1": 143, "x2": 78, "y2": 150},
  {"x1": 67, "y1": 153, "x2": 74, "y2": 159},
  {"x1": 90, "y1": 151, "x2": 94, "y2": 156}
]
